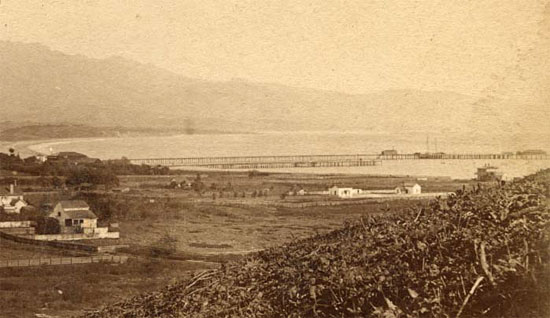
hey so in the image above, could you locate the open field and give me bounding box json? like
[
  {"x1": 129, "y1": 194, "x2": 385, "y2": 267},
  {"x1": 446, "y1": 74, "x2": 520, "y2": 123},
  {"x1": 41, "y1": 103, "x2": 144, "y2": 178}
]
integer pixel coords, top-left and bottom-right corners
[
  {"x1": 78, "y1": 172, "x2": 471, "y2": 256},
  {"x1": 0, "y1": 237, "x2": 89, "y2": 260},
  {"x1": 80, "y1": 169, "x2": 550, "y2": 318},
  {"x1": 0, "y1": 171, "x2": 480, "y2": 317},
  {"x1": 0, "y1": 259, "x2": 218, "y2": 318}
]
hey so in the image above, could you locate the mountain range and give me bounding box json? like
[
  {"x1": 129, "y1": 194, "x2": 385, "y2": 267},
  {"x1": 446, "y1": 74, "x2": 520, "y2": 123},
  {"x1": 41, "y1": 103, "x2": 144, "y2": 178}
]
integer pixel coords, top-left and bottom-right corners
[{"x1": 0, "y1": 41, "x2": 519, "y2": 137}]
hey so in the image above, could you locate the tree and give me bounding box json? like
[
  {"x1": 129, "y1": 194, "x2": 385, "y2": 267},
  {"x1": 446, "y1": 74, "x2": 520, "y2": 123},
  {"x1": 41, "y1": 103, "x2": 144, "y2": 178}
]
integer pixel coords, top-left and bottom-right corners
[
  {"x1": 52, "y1": 176, "x2": 64, "y2": 188},
  {"x1": 38, "y1": 217, "x2": 61, "y2": 234}
]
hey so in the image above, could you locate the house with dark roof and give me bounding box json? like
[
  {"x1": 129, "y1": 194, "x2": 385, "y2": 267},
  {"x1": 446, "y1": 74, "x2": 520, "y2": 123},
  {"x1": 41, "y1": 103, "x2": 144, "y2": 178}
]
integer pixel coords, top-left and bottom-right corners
[
  {"x1": 476, "y1": 165, "x2": 503, "y2": 181},
  {"x1": 49, "y1": 200, "x2": 98, "y2": 233}
]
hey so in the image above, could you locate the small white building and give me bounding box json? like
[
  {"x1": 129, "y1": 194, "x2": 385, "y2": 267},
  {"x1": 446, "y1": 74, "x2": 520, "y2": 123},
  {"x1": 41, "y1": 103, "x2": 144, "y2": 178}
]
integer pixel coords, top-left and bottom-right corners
[
  {"x1": 49, "y1": 200, "x2": 98, "y2": 234},
  {"x1": 395, "y1": 183, "x2": 422, "y2": 195},
  {"x1": 0, "y1": 184, "x2": 28, "y2": 214},
  {"x1": 329, "y1": 186, "x2": 363, "y2": 198}
]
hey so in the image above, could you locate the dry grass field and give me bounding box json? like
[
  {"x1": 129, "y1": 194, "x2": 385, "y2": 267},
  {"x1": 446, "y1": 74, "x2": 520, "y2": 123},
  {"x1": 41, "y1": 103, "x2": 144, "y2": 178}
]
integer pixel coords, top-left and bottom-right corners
[{"x1": 0, "y1": 171, "x2": 475, "y2": 318}]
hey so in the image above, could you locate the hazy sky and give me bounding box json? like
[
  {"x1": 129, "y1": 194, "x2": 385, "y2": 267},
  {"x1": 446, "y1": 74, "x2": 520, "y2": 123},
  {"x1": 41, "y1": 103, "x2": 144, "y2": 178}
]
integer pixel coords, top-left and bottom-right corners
[{"x1": 0, "y1": 0, "x2": 548, "y2": 100}]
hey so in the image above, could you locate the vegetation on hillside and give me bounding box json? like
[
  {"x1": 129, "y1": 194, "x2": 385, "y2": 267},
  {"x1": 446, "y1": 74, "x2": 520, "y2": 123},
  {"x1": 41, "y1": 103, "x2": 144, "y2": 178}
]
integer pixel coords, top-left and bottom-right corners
[
  {"x1": 0, "y1": 151, "x2": 171, "y2": 183},
  {"x1": 82, "y1": 169, "x2": 550, "y2": 318}
]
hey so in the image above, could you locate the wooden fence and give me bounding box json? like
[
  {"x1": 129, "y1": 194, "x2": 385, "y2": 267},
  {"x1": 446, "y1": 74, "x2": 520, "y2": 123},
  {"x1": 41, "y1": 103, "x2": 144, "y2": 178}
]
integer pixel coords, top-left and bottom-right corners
[
  {"x1": 33, "y1": 231, "x2": 120, "y2": 241},
  {"x1": 0, "y1": 230, "x2": 98, "y2": 252},
  {"x1": 0, "y1": 221, "x2": 32, "y2": 228},
  {"x1": 0, "y1": 255, "x2": 128, "y2": 268},
  {"x1": 206, "y1": 194, "x2": 449, "y2": 209}
]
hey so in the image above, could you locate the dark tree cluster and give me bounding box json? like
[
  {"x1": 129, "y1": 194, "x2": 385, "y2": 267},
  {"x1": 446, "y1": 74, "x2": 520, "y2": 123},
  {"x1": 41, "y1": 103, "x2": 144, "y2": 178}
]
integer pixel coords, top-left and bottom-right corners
[{"x1": 0, "y1": 151, "x2": 172, "y2": 189}]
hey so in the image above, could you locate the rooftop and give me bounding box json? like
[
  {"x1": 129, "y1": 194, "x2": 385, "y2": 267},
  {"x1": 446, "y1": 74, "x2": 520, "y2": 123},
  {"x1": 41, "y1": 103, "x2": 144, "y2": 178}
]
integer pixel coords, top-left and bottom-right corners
[
  {"x1": 57, "y1": 200, "x2": 90, "y2": 210},
  {"x1": 64, "y1": 209, "x2": 98, "y2": 219},
  {"x1": 57, "y1": 151, "x2": 88, "y2": 158}
]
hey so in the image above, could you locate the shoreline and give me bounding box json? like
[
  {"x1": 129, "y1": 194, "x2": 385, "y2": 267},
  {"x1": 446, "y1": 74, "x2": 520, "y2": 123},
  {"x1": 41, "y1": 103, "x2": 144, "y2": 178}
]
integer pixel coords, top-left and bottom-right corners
[{"x1": 1, "y1": 137, "x2": 113, "y2": 157}]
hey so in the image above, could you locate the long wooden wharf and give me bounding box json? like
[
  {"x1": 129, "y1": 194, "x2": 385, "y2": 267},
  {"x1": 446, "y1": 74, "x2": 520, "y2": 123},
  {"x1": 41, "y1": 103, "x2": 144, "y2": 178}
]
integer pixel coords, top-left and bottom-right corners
[
  {"x1": 377, "y1": 153, "x2": 549, "y2": 160},
  {"x1": 129, "y1": 152, "x2": 549, "y2": 168},
  {"x1": 130, "y1": 154, "x2": 381, "y2": 168}
]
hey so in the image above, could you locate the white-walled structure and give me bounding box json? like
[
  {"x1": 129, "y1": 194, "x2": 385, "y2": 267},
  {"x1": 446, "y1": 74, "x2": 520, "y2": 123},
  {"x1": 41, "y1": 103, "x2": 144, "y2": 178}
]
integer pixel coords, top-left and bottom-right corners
[
  {"x1": 395, "y1": 183, "x2": 422, "y2": 195},
  {"x1": 328, "y1": 186, "x2": 364, "y2": 198},
  {"x1": 49, "y1": 200, "x2": 98, "y2": 234},
  {"x1": 329, "y1": 183, "x2": 422, "y2": 199}
]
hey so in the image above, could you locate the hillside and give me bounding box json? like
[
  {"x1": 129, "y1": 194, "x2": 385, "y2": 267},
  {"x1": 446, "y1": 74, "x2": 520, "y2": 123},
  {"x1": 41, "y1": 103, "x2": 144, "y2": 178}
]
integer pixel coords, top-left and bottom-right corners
[
  {"x1": 0, "y1": 123, "x2": 241, "y2": 141},
  {"x1": 1, "y1": 41, "x2": 491, "y2": 135},
  {"x1": 82, "y1": 170, "x2": 550, "y2": 318}
]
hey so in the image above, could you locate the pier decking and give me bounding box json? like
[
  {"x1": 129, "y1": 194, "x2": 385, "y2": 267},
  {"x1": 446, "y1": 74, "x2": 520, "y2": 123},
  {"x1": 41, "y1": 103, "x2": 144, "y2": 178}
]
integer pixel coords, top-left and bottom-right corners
[{"x1": 129, "y1": 153, "x2": 549, "y2": 168}]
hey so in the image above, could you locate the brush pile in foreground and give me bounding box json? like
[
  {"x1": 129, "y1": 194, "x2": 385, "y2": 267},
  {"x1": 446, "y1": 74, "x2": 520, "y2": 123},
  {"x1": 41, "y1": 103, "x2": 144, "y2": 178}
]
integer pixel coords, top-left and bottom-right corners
[{"x1": 83, "y1": 170, "x2": 550, "y2": 318}]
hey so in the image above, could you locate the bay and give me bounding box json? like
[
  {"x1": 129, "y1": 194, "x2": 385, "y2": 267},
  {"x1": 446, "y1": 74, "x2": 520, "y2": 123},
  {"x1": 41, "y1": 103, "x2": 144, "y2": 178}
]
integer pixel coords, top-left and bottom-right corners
[{"x1": 26, "y1": 132, "x2": 550, "y2": 179}]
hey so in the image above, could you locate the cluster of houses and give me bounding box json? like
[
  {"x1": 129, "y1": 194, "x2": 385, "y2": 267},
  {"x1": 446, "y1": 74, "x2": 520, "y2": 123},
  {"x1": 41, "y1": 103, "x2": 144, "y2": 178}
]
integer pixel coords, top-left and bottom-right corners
[
  {"x1": 0, "y1": 183, "x2": 107, "y2": 235},
  {"x1": 0, "y1": 184, "x2": 29, "y2": 214},
  {"x1": 286, "y1": 182, "x2": 423, "y2": 199},
  {"x1": 327, "y1": 183, "x2": 421, "y2": 198}
]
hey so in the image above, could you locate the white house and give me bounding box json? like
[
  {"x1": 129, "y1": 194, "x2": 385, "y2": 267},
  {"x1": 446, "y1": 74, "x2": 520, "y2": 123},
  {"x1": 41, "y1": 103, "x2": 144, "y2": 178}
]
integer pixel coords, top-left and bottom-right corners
[
  {"x1": 328, "y1": 186, "x2": 362, "y2": 198},
  {"x1": 395, "y1": 183, "x2": 422, "y2": 195},
  {"x1": 49, "y1": 200, "x2": 98, "y2": 234},
  {"x1": 0, "y1": 184, "x2": 28, "y2": 214}
]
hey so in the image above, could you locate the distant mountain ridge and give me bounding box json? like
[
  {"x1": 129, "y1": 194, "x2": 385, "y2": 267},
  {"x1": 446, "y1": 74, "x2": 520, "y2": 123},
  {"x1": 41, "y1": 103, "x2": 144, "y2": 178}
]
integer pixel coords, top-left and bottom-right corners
[{"x1": 0, "y1": 40, "x2": 504, "y2": 136}]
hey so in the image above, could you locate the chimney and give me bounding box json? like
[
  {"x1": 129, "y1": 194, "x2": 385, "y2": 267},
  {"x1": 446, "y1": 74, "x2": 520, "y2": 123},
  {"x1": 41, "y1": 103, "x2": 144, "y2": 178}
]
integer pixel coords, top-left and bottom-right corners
[{"x1": 10, "y1": 184, "x2": 14, "y2": 194}]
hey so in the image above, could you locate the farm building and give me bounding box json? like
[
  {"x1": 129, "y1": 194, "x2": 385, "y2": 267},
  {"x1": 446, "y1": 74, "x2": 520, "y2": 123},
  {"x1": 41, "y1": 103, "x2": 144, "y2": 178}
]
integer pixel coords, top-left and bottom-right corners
[
  {"x1": 476, "y1": 165, "x2": 503, "y2": 181},
  {"x1": 395, "y1": 183, "x2": 422, "y2": 195},
  {"x1": 0, "y1": 184, "x2": 28, "y2": 214},
  {"x1": 328, "y1": 186, "x2": 363, "y2": 198},
  {"x1": 49, "y1": 200, "x2": 98, "y2": 234}
]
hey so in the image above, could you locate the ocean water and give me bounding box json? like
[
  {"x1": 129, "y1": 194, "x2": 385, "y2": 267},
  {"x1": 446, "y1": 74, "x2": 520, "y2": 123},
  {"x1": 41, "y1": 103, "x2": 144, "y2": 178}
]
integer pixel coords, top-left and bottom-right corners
[{"x1": 27, "y1": 132, "x2": 550, "y2": 179}]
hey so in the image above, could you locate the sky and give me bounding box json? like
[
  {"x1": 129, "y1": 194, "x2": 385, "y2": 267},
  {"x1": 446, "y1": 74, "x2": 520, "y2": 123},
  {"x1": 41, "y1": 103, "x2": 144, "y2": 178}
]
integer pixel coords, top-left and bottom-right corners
[{"x1": 0, "y1": 0, "x2": 549, "y2": 101}]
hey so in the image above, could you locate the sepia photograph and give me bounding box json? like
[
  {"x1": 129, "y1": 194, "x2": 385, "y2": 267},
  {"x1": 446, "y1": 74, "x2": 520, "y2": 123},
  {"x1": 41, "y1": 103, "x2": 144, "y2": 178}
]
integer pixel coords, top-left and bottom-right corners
[{"x1": 0, "y1": 1, "x2": 549, "y2": 317}]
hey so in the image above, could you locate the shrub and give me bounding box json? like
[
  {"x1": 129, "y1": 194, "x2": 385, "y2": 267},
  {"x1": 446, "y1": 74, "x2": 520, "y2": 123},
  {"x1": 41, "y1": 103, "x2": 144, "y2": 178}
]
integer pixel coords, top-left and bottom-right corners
[{"x1": 83, "y1": 169, "x2": 550, "y2": 318}]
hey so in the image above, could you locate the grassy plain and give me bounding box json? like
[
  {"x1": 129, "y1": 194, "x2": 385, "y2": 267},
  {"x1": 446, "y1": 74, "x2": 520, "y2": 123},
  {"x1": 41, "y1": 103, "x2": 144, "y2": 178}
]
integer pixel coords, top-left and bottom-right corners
[{"x1": 0, "y1": 170, "x2": 474, "y2": 317}]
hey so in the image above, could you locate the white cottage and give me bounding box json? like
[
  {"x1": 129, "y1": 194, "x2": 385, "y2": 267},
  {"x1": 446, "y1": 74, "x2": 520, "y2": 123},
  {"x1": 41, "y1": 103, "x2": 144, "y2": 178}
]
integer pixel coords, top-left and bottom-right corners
[
  {"x1": 328, "y1": 186, "x2": 358, "y2": 198},
  {"x1": 395, "y1": 183, "x2": 422, "y2": 195},
  {"x1": 49, "y1": 200, "x2": 98, "y2": 234}
]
